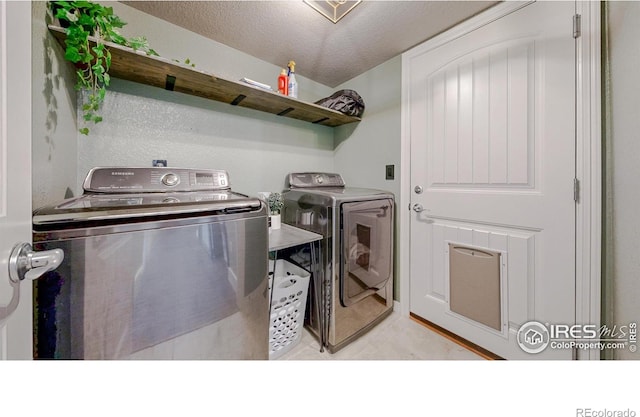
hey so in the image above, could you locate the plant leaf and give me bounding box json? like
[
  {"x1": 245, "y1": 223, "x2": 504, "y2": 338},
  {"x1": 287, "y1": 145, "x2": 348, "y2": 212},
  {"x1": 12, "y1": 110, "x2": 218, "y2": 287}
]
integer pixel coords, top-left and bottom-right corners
[
  {"x1": 55, "y1": 7, "x2": 70, "y2": 20},
  {"x1": 91, "y1": 46, "x2": 104, "y2": 57},
  {"x1": 91, "y1": 63, "x2": 104, "y2": 74},
  {"x1": 109, "y1": 15, "x2": 126, "y2": 29},
  {"x1": 65, "y1": 10, "x2": 78, "y2": 23},
  {"x1": 64, "y1": 46, "x2": 82, "y2": 63},
  {"x1": 108, "y1": 32, "x2": 126, "y2": 45},
  {"x1": 77, "y1": 13, "x2": 93, "y2": 27},
  {"x1": 79, "y1": 127, "x2": 90, "y2": 135}
]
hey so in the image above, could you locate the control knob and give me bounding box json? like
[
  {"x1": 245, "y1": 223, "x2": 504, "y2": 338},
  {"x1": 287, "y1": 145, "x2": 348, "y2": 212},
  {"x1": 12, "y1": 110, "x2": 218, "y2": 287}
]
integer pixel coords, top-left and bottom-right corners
[{"x1": 161, "y1": 173, "x2": 180, "y2": 187}]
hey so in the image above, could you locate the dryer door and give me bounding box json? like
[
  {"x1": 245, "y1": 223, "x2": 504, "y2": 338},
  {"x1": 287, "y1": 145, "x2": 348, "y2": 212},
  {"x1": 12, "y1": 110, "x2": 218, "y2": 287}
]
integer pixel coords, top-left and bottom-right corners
[{"x1": 340, "y1": 198, "x2": 393, "y2": 306}]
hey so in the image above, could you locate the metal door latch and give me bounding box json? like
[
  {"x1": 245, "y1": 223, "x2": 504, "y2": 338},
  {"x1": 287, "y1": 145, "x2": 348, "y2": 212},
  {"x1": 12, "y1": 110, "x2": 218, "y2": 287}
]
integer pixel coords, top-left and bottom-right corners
[{"x1": 8, "y1": 243, "x2": 64, "y2": 283}]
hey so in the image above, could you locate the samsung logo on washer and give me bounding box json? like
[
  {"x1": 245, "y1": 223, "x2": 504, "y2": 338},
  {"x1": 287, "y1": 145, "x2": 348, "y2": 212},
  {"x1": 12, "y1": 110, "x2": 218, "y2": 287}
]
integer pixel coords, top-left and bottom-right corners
[{"x1": 111, "y1": 171, "x2": 135, "y2": 176}]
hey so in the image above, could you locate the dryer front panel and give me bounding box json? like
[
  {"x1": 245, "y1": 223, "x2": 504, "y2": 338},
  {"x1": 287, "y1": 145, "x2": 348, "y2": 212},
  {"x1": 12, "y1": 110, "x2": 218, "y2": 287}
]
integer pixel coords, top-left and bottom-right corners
[{"x1": 340, "y1": 198, "x2": 393, "y2": 307}]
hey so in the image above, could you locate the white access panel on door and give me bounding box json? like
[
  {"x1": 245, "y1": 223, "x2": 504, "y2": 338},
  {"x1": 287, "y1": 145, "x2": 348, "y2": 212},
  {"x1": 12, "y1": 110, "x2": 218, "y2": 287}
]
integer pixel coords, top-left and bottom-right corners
[{"x1": 446, "y1": 242, "x2": 508, "y2": 338}]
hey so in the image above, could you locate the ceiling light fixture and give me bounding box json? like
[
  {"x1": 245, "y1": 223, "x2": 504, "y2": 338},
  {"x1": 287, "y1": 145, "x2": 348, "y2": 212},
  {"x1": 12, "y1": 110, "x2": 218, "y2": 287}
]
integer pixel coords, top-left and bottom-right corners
[{"x1": 304, "y1": 0, "x2": 362, "y2": 24}]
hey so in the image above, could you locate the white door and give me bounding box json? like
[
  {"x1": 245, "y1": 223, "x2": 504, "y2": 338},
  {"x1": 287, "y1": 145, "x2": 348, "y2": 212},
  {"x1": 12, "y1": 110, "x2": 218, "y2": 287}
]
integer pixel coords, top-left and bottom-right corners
[
  {"x1": 0, "y1": 1, "x2": 34, "y2": 359},
  {"x1": 407, "y1": 1, "x2": 576, "y2": 359}
]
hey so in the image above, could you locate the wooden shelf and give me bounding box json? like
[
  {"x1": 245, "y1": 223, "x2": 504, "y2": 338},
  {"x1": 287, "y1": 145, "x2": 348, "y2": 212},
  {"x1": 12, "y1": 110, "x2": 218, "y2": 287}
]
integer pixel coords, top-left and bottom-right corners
[{"x1": 48, "y1": 25, "x2": 361, "y2": 128}]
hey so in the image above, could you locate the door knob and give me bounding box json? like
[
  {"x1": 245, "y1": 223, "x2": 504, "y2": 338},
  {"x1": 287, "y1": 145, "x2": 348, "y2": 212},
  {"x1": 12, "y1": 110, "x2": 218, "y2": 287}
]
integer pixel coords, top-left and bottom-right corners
[
  {"x1": 8, "y1": 243, "x2": 64, "y2": 283},
  {"x1": 412, "y1": 203, "x2": 425, "y2": 213}
]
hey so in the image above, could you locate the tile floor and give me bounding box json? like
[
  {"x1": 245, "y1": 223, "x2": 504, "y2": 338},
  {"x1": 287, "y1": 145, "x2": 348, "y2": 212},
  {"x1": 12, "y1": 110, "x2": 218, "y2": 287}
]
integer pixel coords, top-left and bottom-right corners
[{"x1": 277, "y1": 310, "x2": 483, "y2": 360}]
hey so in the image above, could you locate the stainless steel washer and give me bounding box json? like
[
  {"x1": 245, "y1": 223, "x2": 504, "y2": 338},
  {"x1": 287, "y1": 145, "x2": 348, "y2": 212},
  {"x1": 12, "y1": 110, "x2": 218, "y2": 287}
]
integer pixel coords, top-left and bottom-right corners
[
  {"x1": 32, "y1": 167, "x2": 268, "y2": 359},
  {"x1": 282, "y1": 172, "x2": 394, "y2": 352}
]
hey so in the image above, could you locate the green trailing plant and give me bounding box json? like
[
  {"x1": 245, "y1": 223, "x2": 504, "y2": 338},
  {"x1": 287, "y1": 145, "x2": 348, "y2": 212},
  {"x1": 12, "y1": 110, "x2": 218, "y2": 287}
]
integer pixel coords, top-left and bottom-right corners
[
  {"x1": 173, "y1": 58, "x2": 196, "y2": 68},
  {"x1": 267, "y1": 192, "x2": 284, "y2": 215},
  {"x1": 51, "y1": 1, "x2": 158, "y2": 135}
]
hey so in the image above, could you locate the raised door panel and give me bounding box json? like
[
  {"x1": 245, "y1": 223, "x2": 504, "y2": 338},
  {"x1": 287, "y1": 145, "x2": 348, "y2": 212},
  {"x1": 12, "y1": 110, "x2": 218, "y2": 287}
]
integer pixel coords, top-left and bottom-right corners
[{"x1": 425, "y1": 39, "x2": 536, "y2": 189}]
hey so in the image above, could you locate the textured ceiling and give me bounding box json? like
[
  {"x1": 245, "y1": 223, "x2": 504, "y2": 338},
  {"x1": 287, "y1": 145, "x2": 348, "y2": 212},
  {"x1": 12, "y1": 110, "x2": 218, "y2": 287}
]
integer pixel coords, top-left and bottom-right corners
[{"x1": 122, "y1": 1, "x2": 498, "y2": 87}]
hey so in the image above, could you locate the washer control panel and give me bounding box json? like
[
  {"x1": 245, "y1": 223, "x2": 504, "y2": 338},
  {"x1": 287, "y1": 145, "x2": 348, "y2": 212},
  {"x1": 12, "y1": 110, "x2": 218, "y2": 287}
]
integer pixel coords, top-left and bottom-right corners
[
  {"x1": 288, "y1": 172, "x2": 345, "y2": 188},
  {"x1": 83, "y1": 167, "x2": 231, "y2": 193}
]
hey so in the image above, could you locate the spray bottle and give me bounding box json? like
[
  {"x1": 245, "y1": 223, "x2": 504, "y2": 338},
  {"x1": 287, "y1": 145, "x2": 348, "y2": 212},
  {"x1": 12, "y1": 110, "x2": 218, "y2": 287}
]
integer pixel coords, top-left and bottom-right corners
[
  {"x1": 277, "y1": 69, "x2": 288, "y2": 95},
  {"x1": 287, "y1": 61, "x2": 298, "y2": 99}
]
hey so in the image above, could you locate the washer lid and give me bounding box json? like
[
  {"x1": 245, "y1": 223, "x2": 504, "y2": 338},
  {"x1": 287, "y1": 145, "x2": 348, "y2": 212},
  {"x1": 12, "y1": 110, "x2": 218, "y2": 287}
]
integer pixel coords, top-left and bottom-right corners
[
  {"x1": 32, "y1": 190, "x2": 263, "y2": 232},
  {"x1": 54, "y1": 190, "x2": 242, "y2": 210}
]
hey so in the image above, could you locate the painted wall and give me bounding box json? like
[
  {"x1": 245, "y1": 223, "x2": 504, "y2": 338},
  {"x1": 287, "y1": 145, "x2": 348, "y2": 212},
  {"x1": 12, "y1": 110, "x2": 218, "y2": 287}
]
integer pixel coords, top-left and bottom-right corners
[
  {"x1": 31, "y1": 1, "x2": 78, "y2": 209},
  {"x1": 334, "y1": 56, "x2": 401, "y2": 198},
  {"x1": 607, "y1": 1, "x2": 640, "y2": 360},
  {"x1": 334, "y1": 56, "x2": 402, "y2": 298},
  {"x1": 78, "y1": 79, "x2": 335, "y2": 197}
]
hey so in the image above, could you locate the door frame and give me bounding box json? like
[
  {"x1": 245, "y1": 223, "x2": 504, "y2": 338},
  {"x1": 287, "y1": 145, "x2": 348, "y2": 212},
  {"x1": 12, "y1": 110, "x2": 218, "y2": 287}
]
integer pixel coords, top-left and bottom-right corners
[
  {"x1": 398, "y1": 1, "x2": 602, "y2": 360},
  {"x1": 0, "y1": 0, "x2": 34, "y2": 359}
]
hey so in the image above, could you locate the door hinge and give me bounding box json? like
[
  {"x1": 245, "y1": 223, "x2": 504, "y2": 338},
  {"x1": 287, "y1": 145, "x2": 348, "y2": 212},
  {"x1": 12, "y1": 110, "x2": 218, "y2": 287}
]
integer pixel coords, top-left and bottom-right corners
[
  {"x1": 573, "y1": 14, "x2": 581, "y2": 39},
  {"x1": 574, "y1": 178, "x2": 580, "y2": 202}
]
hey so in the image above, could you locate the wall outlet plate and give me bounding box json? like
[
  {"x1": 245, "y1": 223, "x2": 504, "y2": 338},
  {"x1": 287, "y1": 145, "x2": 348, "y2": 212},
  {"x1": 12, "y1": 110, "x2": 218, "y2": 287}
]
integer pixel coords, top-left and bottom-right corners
[
  {"x1": 153, "y1": 160, "x2": 167, "y2": 167},
  {"x1": 386, "y1": 164, "x2": 395, "y2": 180}
]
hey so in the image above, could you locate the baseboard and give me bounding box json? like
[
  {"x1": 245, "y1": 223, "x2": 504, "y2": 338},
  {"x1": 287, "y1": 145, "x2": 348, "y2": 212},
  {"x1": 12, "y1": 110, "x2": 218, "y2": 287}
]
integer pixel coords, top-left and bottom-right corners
[{"x1": 409, "y1": 313, "x2": 504, "y2": 360}]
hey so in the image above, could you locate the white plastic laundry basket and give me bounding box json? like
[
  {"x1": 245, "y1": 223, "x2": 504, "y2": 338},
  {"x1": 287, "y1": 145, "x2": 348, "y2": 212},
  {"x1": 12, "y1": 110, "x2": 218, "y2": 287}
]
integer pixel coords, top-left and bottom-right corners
[{"x1": 268, "y1": 260, "x2": 310, "y2": 359}]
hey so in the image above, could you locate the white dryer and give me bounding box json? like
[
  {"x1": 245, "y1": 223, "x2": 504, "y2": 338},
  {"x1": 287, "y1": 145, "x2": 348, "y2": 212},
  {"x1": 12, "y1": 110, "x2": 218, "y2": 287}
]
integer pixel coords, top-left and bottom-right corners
[{"x1": 282, "y1": 173, "x2": 394, "y2": 352}]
